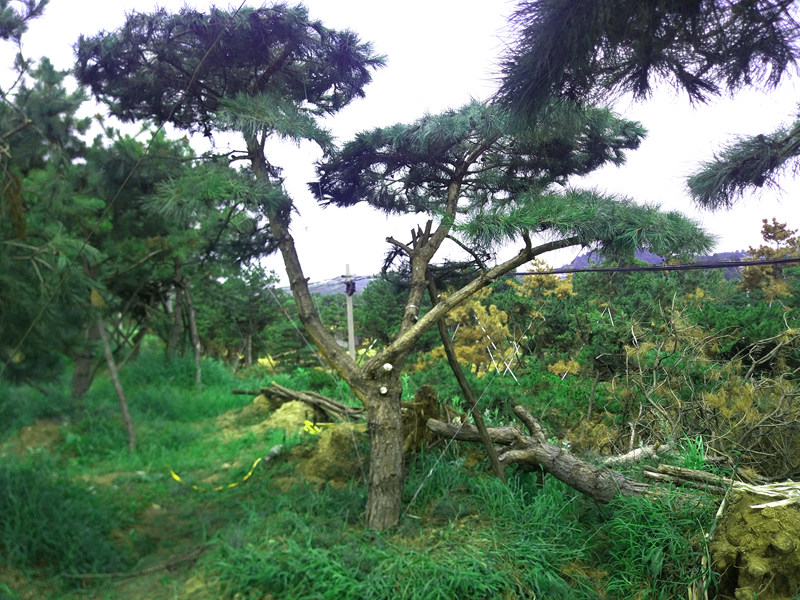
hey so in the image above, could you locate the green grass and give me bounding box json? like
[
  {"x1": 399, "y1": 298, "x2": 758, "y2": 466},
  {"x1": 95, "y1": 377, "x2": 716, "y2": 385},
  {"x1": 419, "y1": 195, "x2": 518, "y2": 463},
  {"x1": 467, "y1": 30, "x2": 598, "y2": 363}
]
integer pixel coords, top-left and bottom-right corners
[
  {"x1": 209, "y1": 474, "x2": 594, "y2": 599},
  {"x1": 0, "y1": 351, "x2": 718, "y2": 599},
  {"x1": 591, "y1": 491, "x2": 715, "y2": 599},
  {"x1": 0, "y1": 457, "x2": 132, "y2": 576}
]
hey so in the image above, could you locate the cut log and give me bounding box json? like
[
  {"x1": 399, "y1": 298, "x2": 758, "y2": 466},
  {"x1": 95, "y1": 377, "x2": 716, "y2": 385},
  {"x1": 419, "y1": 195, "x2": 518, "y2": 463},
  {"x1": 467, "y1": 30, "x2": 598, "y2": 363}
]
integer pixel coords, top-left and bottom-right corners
[{"x1": 427, "y1": 405, "x2": 650, "y2": 503}]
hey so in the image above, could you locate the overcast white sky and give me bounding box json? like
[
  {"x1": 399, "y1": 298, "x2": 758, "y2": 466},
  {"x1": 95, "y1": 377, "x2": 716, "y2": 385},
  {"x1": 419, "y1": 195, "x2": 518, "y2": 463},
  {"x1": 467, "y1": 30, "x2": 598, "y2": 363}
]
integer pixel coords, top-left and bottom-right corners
[{"x1": 10, "y1": 0, "x2": 800, "y2": 284}]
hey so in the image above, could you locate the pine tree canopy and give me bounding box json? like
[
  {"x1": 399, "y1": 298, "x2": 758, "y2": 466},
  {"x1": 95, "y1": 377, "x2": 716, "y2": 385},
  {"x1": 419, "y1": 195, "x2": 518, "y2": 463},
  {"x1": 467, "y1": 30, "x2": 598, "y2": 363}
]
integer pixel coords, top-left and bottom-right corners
[
  {"x1": 0, "y1": 0, "x2": 48, "y2": 43},
  {"x1": 74, "y1": 4, "x2": 384, "y2": 137},
  {"x1": 497, "y1": 0, "x2": 800, "y2": 209},
  {"x1": 313, "y1": 101, "x2": 711, "y2": 260},
  {"x1": 498, "y1": 0, "x2": 799, "y2": 115},
  {"x1": 313, "y1": 101, "x2": 645, "y2": 214}
]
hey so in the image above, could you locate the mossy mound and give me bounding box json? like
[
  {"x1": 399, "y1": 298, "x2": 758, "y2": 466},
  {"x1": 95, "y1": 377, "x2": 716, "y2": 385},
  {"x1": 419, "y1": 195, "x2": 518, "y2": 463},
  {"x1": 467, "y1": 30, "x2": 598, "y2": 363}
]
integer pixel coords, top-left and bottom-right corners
[
  {"x1": 297, "y1": 423, "x2": 368, "y2": 488},
  {"x1": 711, "y1": 490, "x2": 800, "y2": 600}
]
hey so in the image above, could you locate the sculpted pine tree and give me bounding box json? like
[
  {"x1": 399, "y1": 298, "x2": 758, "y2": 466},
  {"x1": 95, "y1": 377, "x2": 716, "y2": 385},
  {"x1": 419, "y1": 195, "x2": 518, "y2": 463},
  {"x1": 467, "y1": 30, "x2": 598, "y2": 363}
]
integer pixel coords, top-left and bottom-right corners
[
  {"x1": 314, "y1": 101, "x2": 711, "y2": 526},
  {"x1": 77, "y1": 6, "x2": 711, "y2": 529},
  {"x1": 498, "y1": 0, "x2": 800, "y2": 208}
]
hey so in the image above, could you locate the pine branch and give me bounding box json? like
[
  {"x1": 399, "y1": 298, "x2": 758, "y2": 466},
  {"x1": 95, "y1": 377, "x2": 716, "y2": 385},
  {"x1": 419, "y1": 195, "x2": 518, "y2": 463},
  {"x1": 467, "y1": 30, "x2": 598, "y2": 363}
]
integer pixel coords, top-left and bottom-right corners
[{"x1": 688, "y1": 118, "x2": 800, "y2": 208}]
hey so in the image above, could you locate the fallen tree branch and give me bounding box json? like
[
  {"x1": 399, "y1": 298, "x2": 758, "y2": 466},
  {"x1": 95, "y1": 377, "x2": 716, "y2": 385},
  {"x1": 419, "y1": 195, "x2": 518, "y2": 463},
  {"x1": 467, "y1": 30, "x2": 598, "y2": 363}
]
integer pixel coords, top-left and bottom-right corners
[
  {"x1": 603, "y1": 444, "x2": 672, "y2": 466},
  {"x1": 428, "y1": 405, "x2": 650, "y2": 503},
  {"x1": 259, "y1": 382, "x2": 365, "y2": 421},
  {"x1": 642, "y1": 469, "x2": 728, "y2": 495},
  {"x1": 641, "y1": 464, "x2": 738, "y2": 496}
]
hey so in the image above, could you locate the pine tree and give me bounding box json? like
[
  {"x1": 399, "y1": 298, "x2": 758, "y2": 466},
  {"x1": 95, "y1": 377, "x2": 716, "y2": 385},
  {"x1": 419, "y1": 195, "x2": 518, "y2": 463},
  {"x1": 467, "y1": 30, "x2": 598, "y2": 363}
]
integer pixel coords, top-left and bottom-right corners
[
  {"x1": 497, "y1": 0, "x2": 800, "y2": 208},
  {"x1": 76, "y1": 5, "x2": 711, "y2": 529}
]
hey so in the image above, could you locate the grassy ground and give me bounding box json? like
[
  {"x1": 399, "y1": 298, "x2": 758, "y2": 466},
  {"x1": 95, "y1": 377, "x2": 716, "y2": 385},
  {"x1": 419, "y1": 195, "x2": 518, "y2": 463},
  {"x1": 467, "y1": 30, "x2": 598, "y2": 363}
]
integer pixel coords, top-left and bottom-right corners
[{"x1": 0, "y1": 351, "x2": 718, "y2": 599}]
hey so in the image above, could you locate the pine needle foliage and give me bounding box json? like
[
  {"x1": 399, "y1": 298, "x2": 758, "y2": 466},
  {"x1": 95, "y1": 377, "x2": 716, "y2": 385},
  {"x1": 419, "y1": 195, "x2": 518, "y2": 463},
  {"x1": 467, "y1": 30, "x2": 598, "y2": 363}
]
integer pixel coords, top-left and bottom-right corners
[
  {"x1": 688, "y1": 116, "x2": 800, "y2": 208},
  {"x1": 314, "y1": 101, "x2": 646, "y2": 216},
  {"x1": 0, "y1": 0, "x2": 48, "y2": 43},
  {"x1": 74, "y1": 4, "x2": 384, "y2": 137},
  {"x1": 459, "y1": 189, "x2": 713, "y2": 259},
  {"x1": 217, "y1": 91, "x2": 333, "y2": 149},
  {"x1": 498, "y1": 0, "x2": 800, "y2": 116}
]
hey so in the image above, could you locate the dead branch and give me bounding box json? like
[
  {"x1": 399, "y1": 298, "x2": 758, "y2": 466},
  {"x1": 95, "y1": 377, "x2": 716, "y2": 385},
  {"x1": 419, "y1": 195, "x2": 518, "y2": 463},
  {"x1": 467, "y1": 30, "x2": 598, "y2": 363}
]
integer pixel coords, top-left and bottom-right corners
[
  {"x1": 642, "y1": 464, "x2": 733, "y2": 495},
  {"x1": 603, "y1": 444, "x2": 672, "y2": 466},
  {"x1": 259, "y1": 382, "x2": 365, "y2": 421},
  {"x1": 428, "y1": 405, "x2": 650, "y2": 503}
]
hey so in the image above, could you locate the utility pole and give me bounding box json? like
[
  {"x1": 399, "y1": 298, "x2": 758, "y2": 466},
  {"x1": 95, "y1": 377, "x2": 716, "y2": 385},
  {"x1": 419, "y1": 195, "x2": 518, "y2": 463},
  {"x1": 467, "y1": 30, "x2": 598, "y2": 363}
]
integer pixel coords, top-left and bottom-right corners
[{"x1": 345, "y1": 264, "x2": 356, "y2": 359}]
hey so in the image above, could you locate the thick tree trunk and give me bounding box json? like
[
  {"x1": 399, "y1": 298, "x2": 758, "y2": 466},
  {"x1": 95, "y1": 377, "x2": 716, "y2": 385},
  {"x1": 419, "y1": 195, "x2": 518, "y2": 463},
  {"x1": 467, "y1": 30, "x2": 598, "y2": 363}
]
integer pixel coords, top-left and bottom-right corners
[
  {"x1": 364, "y1": 376, "x2": 404, "y2": 529},
  {"x1": 427, "y1": 405, "x2": 650, "y2": 503}
]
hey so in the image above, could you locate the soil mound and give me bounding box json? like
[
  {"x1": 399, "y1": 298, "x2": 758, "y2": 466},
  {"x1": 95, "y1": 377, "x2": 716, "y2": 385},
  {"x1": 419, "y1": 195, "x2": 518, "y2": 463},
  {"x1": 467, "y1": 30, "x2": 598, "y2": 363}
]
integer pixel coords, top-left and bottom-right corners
[{"x1": 4, "y1": 418, "x2": 63, "y2": 456}]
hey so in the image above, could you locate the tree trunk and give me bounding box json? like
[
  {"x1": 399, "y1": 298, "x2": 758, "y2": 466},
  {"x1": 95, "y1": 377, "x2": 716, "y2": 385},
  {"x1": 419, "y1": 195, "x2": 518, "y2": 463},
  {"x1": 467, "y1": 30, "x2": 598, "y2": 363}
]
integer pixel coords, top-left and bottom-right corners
[
  {"x1": 364, "y1": 375, "x2": 404, "y2": 529},
  {"x1": 96, "y1": 319, "x2": 136, "y2": 452},
  {"x1": 427, "y1": 405, "x2": 650, "y2": 503},
  {"x1": 244, "y1": 330, "x2": 253, "y2": 367},
  {"x1": 182, "y1": 282, "x2": 203, "y2": 389},
  {"x1": 167, "y1": 288, "x2": 184, "y2": 357},
  {"x1": 71, "y1": 347, "x2": 95, "y2": 400},
  {"x1": 71, "y1": 323, "x2": 101, "y2": 400}
]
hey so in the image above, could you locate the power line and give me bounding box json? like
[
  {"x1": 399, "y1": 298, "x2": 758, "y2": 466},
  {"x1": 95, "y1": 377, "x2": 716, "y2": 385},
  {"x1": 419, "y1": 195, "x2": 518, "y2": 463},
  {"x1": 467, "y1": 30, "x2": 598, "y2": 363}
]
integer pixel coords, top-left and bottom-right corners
[{"x1": 514, "y1": 256, "x2": 800, "y2": 276}]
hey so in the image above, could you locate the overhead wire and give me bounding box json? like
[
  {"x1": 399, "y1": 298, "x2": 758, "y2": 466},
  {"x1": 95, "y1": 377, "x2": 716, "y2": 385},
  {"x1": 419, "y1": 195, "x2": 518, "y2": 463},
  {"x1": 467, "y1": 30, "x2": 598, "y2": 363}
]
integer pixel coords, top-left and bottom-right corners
[{"x1": 515, "y1": 255, "x2": 800, "y2": 276}]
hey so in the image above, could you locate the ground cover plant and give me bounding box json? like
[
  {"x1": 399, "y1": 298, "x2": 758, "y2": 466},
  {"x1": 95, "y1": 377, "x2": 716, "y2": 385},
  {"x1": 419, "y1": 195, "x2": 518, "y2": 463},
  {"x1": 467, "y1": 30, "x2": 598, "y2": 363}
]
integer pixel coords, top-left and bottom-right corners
[
  {"x1": 1, "y1": 345, "x2": 724, "y2": 599},
  {"x1": 2, "y1": 1, "x2": 799, "y2": 597}
]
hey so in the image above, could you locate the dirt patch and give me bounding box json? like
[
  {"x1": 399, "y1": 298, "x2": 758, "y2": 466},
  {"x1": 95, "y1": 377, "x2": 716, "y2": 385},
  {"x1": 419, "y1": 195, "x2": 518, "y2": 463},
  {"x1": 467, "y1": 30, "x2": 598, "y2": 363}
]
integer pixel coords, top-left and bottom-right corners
[
  {"x1": 711, "y1": 490, "x2": 800, "y2": 599},
  {"x1": 0, "y1": 564, "x2": 53, "y2": 600},
  {"x1": 4, "y1": 418, "x2": 63, "y2": 455}
]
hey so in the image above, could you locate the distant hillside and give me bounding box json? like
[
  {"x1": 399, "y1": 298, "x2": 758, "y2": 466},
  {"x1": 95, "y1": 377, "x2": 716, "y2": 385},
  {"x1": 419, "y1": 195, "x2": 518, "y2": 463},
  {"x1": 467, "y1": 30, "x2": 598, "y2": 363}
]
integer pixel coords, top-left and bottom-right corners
[
  {"x1": 294, "y1": 250, "x2": 752, "y2": 296},
  {"x1": 289, "y1": 276, "x2": 373, "y2": 296},
  {"x1": 562, "y1": 249, "x2": 749, "y2": 280}
]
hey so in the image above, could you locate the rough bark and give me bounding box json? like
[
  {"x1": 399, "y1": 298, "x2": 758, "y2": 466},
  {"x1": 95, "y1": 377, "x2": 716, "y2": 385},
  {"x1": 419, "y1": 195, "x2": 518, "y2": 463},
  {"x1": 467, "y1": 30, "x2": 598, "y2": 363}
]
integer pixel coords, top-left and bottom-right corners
[
  {"x1": 364, "y1": 376, "x2": 404, "y2": 529},
  {"x1": 427, "y1": 405, "x2": 650, "y2": 503}
]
